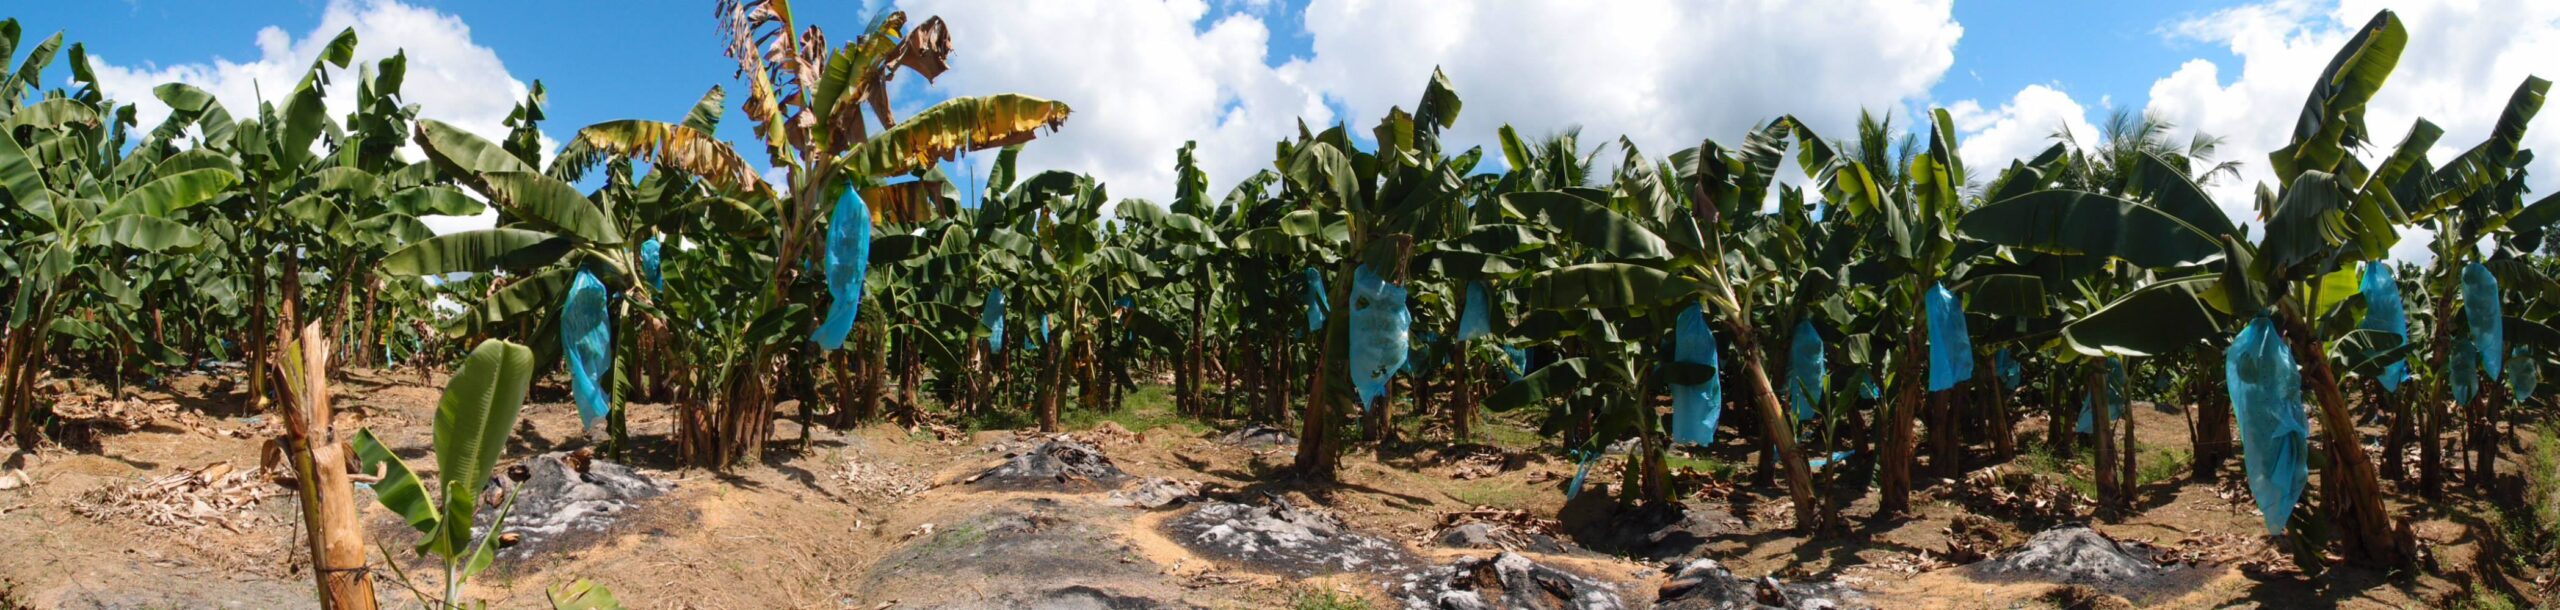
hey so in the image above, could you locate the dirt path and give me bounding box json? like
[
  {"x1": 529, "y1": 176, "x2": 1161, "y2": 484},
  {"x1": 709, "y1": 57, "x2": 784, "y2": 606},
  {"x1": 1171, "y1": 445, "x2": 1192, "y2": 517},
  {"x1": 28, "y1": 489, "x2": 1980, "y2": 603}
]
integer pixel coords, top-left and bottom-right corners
[{"x1": 0, "y1": 373, "x2": 2520, "y2": 609}]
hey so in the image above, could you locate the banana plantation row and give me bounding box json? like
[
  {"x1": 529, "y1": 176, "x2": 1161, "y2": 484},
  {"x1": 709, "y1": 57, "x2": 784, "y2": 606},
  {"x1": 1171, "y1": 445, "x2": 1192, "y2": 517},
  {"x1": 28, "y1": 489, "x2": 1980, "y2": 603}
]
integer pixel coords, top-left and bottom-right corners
[{"x1": 0, "y1": 9, "x2": 2551, "y2": 602}]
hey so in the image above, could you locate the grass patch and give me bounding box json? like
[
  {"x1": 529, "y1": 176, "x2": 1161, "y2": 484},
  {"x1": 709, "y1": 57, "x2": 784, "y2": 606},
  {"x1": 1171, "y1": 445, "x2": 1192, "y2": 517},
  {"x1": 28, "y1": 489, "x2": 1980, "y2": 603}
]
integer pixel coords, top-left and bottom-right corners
[
  {"x1": 1060, "y1": 385, "x2": 1198, "y2": 436},
  {"x1": 1666, "y1": 450, "x2": 1742, "y2": 480},
  {"x1": 2136, "y1": 445, "x2": 2192, "y2": 487},
  {"x1": 951, "y1": 397, "x2": 1037, "y2": 432},
  {"x1": 948, "y1": 384, "x2": 1197, "y2": 435},
  {"x1": 2498, "y1": 422, "x2": 2560, "y2": 575},
  {"x1": 2016, "y1": 441, "x2": 2097, "y2": 498},
  {"x1": 919, "y1": 524, "x2": 987, "y2": 553},
  {"x1": 1445, "y1": 478, "x2": 1544, "y2": 509},
  {"x1": 1471, "y1": 411, "x2": 1548, "y2": 450},
  {"x1": 2455, "y1": 583, "x2": 2517, "y2": 610},
  {"x1": 2014, "y1": 439, "x2": 2191, "y2": 494},
  {"x1": 2528, "y1": 422, "x2": 2560, "y2": 535},
  {"x1": 1289, "y1": 589, "x2": 1376, "y2": 610}
]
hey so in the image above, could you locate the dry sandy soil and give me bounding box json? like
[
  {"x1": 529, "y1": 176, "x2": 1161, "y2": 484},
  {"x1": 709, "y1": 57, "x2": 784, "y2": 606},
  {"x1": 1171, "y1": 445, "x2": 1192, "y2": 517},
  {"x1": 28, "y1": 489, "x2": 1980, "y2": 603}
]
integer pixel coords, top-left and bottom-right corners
[{"x1": 0, "y1": 369, "x2": 2535, "y2": 609}]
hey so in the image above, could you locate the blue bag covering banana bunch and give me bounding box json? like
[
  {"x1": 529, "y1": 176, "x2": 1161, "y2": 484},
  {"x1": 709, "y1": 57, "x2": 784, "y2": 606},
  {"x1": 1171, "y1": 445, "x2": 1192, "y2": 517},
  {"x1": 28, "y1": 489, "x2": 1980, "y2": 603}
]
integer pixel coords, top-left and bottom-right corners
[
  {"x1": 2226, "y1": 316, "x2": 2309, "y2": 535},
  {"x1": 811, "y1": 189, "x2": 872, "y2": 351}
]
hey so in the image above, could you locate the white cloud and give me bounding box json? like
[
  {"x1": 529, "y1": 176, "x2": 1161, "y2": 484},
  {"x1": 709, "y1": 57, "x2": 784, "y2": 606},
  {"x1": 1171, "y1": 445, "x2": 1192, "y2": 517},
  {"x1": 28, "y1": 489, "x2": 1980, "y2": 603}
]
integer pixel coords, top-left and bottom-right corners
[
  {"x1": 1946, "y1": 84, "x2": 2101, "y2": 177},
  {"x1": 899, "y1": 0, "x2": 1960, "y2": 206},
  {"x1": 1291, "y1": 0, "x2": 1965, "y2": 173},
  {"x1": 2143, "y1": 0, "x2": 2560, "y2": 261},
  {"x1": 89, "y1": 0, "x2": 540, "y2": 234},
  {"x1": 896, "y1": 0, "x2": 1331, "y2": 210}
]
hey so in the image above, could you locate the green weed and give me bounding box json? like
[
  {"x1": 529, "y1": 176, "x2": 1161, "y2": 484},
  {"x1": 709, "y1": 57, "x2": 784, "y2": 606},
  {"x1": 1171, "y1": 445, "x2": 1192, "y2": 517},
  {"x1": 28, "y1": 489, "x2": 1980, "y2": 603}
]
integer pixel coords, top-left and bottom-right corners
[
  {"x1": 2455, "y1": 583, "x2": 2517, "y2": 610},
  {"x1": 2136, "y1": 445, "x2": 2192, "y2": 487},
  {"x1": 1289, "y1": 589, "x2": 1376, "y2": 610}
]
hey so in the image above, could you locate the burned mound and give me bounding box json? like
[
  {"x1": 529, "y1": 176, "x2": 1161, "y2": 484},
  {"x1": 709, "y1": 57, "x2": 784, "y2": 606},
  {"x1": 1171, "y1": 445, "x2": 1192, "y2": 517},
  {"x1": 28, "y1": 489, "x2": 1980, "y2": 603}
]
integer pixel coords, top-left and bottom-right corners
[
  {"x1": 968, "y1": 439, "x2": 1131, "y2": 491},
  {"x1": 1164, "y1": 498, "x2": 1418, "y2": 578},
  {"x1": 482, "y1": 450, "x2": 667, "y2": 560},
  {"x1": 1651, "y1": 558, "x2": 1863, "y2": 610},
  {"x1": 1965, "y1": 526, "x2": 2211, "y2": 604},
  {"x1": 1558, "y1": 501, "x2": 1741, "y2": 561},
  {"x1": 1218, "y1": 424, "x2": 1295, "y2": 447},
  {"x1": 864, "y1": 498, "x2": 1199, "y2": 609},
  {"x1": 1395, "y1": 552, "x2": 1627, "y2": 610},
  {"x1": 1106, "y1": 477, "x2": 1200, "y2": 509}
]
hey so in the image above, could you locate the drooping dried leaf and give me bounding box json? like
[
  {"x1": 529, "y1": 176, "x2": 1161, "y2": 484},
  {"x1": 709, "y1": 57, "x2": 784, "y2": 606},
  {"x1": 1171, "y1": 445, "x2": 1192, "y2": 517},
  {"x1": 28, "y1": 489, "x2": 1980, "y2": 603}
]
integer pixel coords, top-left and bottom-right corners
[
  {"x1": 558, "y1": 120, "x2": 771, "y2": 196},
  {"x1": 846, "y1": 94, "x2": 1071, "y2": 177}
]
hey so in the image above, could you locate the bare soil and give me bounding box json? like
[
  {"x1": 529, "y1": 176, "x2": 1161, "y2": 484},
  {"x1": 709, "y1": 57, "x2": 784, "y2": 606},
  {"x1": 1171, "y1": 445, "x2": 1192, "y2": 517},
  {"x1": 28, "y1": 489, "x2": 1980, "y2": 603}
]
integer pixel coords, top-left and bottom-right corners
[{"x1": 0, "y1": 373, "x2": 2530, "y2": 609}]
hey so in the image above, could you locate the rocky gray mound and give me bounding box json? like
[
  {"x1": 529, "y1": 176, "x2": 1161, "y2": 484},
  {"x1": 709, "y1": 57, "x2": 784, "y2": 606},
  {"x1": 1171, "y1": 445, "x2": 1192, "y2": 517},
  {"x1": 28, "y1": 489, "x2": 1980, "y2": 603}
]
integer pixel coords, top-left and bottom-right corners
[
  {"x1": 969, "y1": 440, "x2": 1131, "y2": 491},
  {"x1": 1396, "y1": 552, "x2": 1626, "y2": 610},
  {"x1": 482, "y1": 451, "x2": 666, "y2": 560},
  {"x1": 966, "y1": 586, "x2": 1200, "y2": 610},
  {"x1": 1557, "y1": 503, "x2": 1741, "y2": 561},
  {"x1": 892, "y1": 584, "x2": 1193, "y2": 610},
  {"x1": 1165, "y1": 499, "x2": 1417, "y2": 578},
  {"x1": 1651, "y1": 558, "x2": 1863, "y2": 610},
  {"x1": 1106, "y1": 477, "x2": 1200, "y2": 510},
  {"x1": 864, "y1": 498, "x2": 1203, "y2": 609},
  {"x1": 1218, "y1": 425, "x2": 1295, "y2": 447},
  {"x1": 1965, "y1": 526, "x2": 2210, "y2": 604},
  {"x1": 1437, "y1": 522, "x2": 1570, "y2": 555}
]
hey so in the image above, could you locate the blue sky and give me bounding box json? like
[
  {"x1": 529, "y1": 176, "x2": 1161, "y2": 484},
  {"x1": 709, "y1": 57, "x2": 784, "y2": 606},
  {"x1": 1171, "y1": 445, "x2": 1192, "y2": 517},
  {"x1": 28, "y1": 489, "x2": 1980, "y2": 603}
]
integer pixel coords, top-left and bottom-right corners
[
  {"x1": 18, "y1": 0, "x2": 2560, "y2": 261},
  {"x1": 15, "y1": 0, "x2": 2243, "y2": 153}
]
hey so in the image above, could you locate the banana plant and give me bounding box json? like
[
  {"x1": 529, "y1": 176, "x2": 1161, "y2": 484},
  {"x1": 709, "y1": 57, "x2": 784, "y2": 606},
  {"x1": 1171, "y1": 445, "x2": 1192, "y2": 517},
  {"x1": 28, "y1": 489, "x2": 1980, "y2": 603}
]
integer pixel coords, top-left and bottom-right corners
[
  {"x1": 2402, "y1": 74, "x2": 2554, "y2": 500},
  {"x1": 1950, "y1": 9, "x2": 2520, "y2": 567},
  {"x1": 350, "y1": 339, "x2": 537, "y2": 610},
  {"x1": 384, "y1": 86, "x2": 756, "y2": 455},
  {"x1": 1775, "y1": 109, "x2": 1978, "y2": 519},
  {"x1": 1258, "y1": 69, "x2": 1466, "y2": 480},
  {"x1": 278, "y1": 50, "x2": 481, "y2": 371},
  {"x1": 0, "y1": 30, "x2": 239, "y2": 453},
  {"x1": 1486, "y1": 127, "x2": 1832, "y2": 524},
  {"x1": 527, "y1": 3, "x2": 1073, "y2": 468},
  {"x1": 1663, "y1": 121, "x2": 1827, "y2": 527},
  {"x1": 1116, "y1": 142, "x2": 1227, "y2": 417}
]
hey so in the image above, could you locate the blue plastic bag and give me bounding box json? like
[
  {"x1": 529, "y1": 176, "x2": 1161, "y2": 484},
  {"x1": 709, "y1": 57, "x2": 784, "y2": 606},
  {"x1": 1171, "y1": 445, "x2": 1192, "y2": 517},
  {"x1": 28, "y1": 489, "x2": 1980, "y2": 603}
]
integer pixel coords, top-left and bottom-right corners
[
  {"x1": 2465, "y1": 263, "x2": 2504, "y2": 377},
  {"x1": 1784, "y1": 319, "x2": 1824, "y2": 422},
  {"x1": 1857, "y1": 372, "x2": 1881, "y2": 401},
  {"x1": 2453, "y1": 336, "x2": 2480, "y2": 406},
  {"x1": 1457, "y1": 281, "x2": 1493, "y2": 342},
  {"x1": 2360, "y1": 262, "x2": 2411, "y2": 391},
  {"x1": 2074, "y1": 359, "x2": 2129, "y2": 434},
  {"x1": 1305, "y1": 267, "x2": 1329, "y2": 335},
  {"x1": 1926, "y1": 283, "x2": 1976, "y2": 391},
  {"x1": 2510, "y1": 346, "x2": 2539, "y2": 400},
  {"x1": 1348, "y1": 264, "x2": 1411, "y2": 409},
  {"x1": 1995, "y1": 349, "x2": 2024, "y2": 389},
  {"x1": 639, "y1": 237, "x2": 664, "y2": 291},
  {"x1": 1807, "y1": 450, "x2": 1856, "y2": 470},
  {"x1": 562, "y1": 269, "x2": 613, "y2": 430},
  {"x1": 810, "y1": 189, "x2": 872, "y2": 350},
  {"x1": 1118, "y1": 297, "x2": 1136, "y2": 342},
  {"x1": 1564, "y1": 448, "x2": 1601, "y2": 500},
  {"x1": 2226, "y1": 316, "x2": 2308, "y2": 535},
  {"x1": 981, "y1": 288, "x2": 1006, "y2": 351},
  {"x1": 1406, "y1": 331, "x2": 1444, "y2": 377},
  {"x1": 1668, "y1": 304, "x2": 1724, "y2": 447},
  {"x1": 1504, "y1": 345, "x2": 1529, "y2": 381}
]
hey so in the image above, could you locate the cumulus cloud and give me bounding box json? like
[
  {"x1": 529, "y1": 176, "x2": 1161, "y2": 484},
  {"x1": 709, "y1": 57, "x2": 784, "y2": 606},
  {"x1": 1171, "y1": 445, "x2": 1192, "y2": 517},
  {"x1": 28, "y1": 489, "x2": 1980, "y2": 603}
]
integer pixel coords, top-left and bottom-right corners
[
  {"x1": 1291, "y1": 0, "x2": 1964, "y2": 173},
  {"x1": 2143, "y1": 0, "x2": 2560, "y2": 261},
  {"x1": 895, "y1": 0, "x2": 1332, "y2": 209},
  {"x1": 89, "y1": 0, "x2": 538, "y2": 233},
  {"x1": 899, "y1": 0, "x2": 1962, "y2": 205},
  {"x1": 1945, "y1": 84, "x2": 2101, "y2": 177}
]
